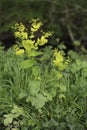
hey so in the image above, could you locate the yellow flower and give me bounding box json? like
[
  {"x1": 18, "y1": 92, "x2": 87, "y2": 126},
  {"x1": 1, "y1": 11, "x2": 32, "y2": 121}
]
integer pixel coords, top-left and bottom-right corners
[
  {"x1": 12, "y1": 44, "x2": 19, "y2": 51},
  {"x1": 36, "y1": 36, "x2": 48, "y2": 46},
  {"x1": 29, "y1": 34, "x2": 34, "y2": 39},
  {"x1": 16, "y1": 49, "x2": 24, "y2": 55},
  {"x1": 53, "y1": 50, "x2": 64, "y2": 66},
  {"x1": 19, "y1": 23, "x2": 25, "y2": 32},
  {"x1": 22, "y1": 39, "x2": 37, "y2": 53},
  {"x1": 12, "y1": 19, "x2": 53, "y2": 57},
  {"x1": 44, "y1": 32, "x2": 53, "y2": 38},
  {"x1": 31, "y1": 19, "x2": 42, "y2": 32},
  {"x1": 13, "y1": 23, "x2": 25, "y2": 32},
  {"x1": 13, "y1": 23, "x2": 27, "y2": 39},
  {"x1": 21, "y1": 32, "x2": 28, "y2": 39},
  {"x1": 14, "y1": 31, "x2": 28, "y2": 39},
  {"x1": 14, "y1": 31, "x2": 21, "y2": 38}
]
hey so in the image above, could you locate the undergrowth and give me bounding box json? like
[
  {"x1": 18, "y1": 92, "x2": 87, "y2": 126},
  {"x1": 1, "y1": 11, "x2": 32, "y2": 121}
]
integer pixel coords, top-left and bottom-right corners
[{"x1": 0, "y1": 19, "x2": 87, "y2": 130}]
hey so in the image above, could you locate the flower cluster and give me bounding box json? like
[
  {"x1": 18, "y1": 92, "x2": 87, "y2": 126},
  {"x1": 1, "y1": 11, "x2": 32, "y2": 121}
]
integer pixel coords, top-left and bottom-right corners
[
  {"x1": 13, "y1": 23, "x2": 28, "y2": 39},
  {"x1": 36, "y1": 32, "x2": 52, "y2": 46},
  {"x1": 12, "y1": 19, "x2": 52, "y2": 56},
  {"x1": 53, "y1": 49, "x2": 69, "y2": 70},
  {"x1": 30, "y1": 18, "x2": 42, "y2": 32}
]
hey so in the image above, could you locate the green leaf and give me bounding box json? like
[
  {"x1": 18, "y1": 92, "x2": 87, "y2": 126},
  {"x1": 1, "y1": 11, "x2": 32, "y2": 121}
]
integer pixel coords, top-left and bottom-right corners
[
  {"x1": 20, "y1": 59, "x2": 36, "y2": 68},
  {"x1": 4, "y1": 115, "x2": 13, "y2": 126},
  {"x1": 59, "y1": 93, "x2": 65, "y2": 99},
  {"x1": 32, "y1": 126, "x2": 40, "y2": 130},
  {"x1": 32, "y1": 66, "x2": 41, "y2": 76},
  {"x1": 32, "y1": 94, "x2": 47, "y2": 109},
  {"x1": 22, "y1": 39, "x2": 35, "y2": 50},
  {"x1": 28, "y1": 51, "x2": 43, "y2": 57},
  {"x1": 19, "y1": 91, "x2": 27, "y2": 99},
  {"x1": 82, "y1": 61, "x2": 87, "y2": 68},
  {"x1": 42, "y1": 91, "x2": 52, "y2": 101},
  {"x1": 11, "y1": 106, "x2": 23, "y2": 116},
  {"x1": 12, "y1": 128, "x2": 19, "y2": 130},
  {"x1": 26, "y1": 94, "x2": 47, "y2": 109},
  {"x1": 29, "y1": 80, "x2": 41, "y2": 95},
  {"x1": 76, "y1": 59, "x2": 81, "y2": 66},
  {"x1": 59, "y1": 85, "x2": 66, "y2": 92},
  {"x1": 73, "y1": 40, "x2": 80, "y2": 46}
]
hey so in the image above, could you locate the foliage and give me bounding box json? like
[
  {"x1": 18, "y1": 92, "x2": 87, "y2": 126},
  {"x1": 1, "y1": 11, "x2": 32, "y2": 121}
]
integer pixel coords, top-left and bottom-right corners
[
  {"x1": 0, "y1": 18, "x2": 87, "y2": 130},
  {"x1": 0, "y1": 20, "x2": 70, "y2": 130},
  {"x1": 1, "y1": 39, "x2": 87, "y2": 130}
]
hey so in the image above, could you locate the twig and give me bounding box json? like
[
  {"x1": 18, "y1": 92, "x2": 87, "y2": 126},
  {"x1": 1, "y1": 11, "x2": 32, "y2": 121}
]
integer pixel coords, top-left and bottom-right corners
[{"x1": 64, "y1": 2, "x2": 75, "y2": 42}]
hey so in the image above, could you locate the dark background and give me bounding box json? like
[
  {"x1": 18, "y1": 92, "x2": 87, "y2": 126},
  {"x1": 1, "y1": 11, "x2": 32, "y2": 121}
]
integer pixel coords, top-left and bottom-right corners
[{"x1": 0, "y1": 0, "x2": 87, "y2": 50}]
